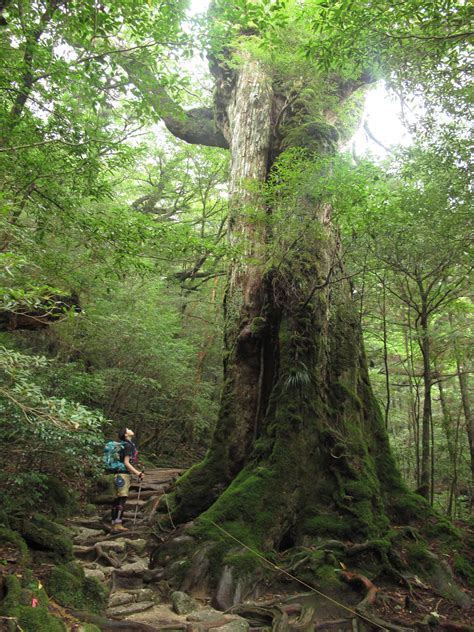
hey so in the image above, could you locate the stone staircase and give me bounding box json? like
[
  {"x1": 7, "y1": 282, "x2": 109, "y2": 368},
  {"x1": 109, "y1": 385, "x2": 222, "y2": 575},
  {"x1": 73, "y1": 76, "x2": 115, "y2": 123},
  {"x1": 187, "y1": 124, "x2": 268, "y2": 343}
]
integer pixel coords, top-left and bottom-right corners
[{"x1": 67, "y1": 469, "x2": 250, "y2": 632}]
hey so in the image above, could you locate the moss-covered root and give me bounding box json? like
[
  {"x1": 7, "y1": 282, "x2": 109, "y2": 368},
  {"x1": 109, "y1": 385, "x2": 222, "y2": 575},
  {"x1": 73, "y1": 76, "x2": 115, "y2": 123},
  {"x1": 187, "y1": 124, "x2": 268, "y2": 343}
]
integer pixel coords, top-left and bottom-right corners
[
  {"x1": 0, "y1": 527, "x2": 29, "y2": 564},
  {"x1": 0, "y1": 574, "x2": 66, "y2": 632},
  {"x1": 46, "y1": 562, "x2": 109, "y2": 614},
  {"x1": 20, "y1": 513, "x2": 74, "y2": 562}
]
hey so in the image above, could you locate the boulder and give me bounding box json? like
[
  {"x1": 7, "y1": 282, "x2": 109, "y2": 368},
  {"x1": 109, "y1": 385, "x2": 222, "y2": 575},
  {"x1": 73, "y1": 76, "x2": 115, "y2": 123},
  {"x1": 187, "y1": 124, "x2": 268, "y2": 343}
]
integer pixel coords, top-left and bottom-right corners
[
  {"x1": 213, "y1": 619, "x2": 249, "y2": 632},
  {"x1": 95, "y1": 538, "x2": 127, "y2": 553},
  {"x1": 171, "y1": 590, "x2": 199, "y2": 615},
  {"x1": 187, "y1": 608, "x2": 228, "y2": 623}
]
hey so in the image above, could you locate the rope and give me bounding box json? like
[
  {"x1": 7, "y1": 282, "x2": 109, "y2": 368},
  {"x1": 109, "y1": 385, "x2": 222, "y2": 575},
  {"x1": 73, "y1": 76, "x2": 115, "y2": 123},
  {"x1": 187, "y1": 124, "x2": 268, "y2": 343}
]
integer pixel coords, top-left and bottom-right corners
[{"x1": 209, "y1": 520, "x2": 388, "y2": 631}]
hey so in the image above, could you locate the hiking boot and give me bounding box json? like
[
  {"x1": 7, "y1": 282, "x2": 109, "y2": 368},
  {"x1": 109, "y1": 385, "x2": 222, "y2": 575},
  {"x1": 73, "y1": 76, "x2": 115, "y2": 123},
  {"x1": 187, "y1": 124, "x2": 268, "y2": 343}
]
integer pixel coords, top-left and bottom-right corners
[{"x1": 111, "y1": 523, "x2": 129, "y2": 533}]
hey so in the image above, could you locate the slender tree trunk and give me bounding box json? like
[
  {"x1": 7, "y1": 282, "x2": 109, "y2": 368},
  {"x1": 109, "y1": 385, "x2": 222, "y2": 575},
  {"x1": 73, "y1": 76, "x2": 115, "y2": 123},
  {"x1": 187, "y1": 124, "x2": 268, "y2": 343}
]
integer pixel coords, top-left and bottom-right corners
[
  {"x1": 437, "y1": 374, "x2": 457, "y2": 516},
  {"x1": 381, "y1": 278, "x2": 391, "y2": 429},
  {"x1": 405, "y1": 311, "x2": 421, "y2": 487},
  {"x1": 456, "y1": 359, "x2": 474, "y2": 509},
  {"x1": 418, "y1": 307, "x2": 432, "y2": 501}
]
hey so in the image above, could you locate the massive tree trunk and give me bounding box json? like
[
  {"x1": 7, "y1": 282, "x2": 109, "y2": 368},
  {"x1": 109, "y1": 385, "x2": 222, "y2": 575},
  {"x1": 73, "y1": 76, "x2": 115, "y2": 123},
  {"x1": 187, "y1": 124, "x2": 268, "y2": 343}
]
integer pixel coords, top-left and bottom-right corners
[
  {"x1": 134, "y1": 14, "x2": 451, "y2": 609},
  {"x1": 148, "y1": 50, "x2": 429, "y2": 605}
]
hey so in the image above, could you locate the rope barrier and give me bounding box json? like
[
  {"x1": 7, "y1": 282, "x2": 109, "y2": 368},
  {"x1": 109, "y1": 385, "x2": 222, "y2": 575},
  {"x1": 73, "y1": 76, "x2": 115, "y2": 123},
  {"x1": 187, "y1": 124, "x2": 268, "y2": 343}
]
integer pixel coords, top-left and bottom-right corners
[{"x1": 209, "y1": 520, "x2": 389, "y2": 631}]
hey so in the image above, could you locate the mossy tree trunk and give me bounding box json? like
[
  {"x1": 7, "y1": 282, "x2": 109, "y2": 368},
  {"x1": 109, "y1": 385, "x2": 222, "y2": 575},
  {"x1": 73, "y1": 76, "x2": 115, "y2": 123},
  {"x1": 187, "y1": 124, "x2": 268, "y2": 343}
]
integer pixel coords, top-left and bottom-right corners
[
  {"x1": 167, "y1": 53, "x2": 413, "y2": 559},
  {"x1": 124, "y1": 12, "x2": 432, "y2": 603}
]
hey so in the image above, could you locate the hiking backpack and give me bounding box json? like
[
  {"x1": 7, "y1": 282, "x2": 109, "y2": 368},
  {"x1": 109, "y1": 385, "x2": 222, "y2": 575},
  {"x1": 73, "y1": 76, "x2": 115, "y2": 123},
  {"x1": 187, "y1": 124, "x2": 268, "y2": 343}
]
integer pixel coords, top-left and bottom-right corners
[{"x1": 103, "y1": 440, "x2": 127, "y2": 473}]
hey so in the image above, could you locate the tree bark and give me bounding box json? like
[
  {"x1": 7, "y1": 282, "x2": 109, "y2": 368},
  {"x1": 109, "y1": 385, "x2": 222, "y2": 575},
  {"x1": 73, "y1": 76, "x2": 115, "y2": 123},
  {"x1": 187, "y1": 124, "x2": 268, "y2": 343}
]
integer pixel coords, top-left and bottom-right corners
[
  {"x1": 165, "y1": 53, "x2": 415, "y2": 566},
  {"x1": 418, "y1": 305, "x2": 432, "y2": 501},
  {"x1": 149, "y1": 20, "x2": 428, "y2": 604},
  {"x1": 456, "y1": 357, "x2": 474, "y2": 508}
]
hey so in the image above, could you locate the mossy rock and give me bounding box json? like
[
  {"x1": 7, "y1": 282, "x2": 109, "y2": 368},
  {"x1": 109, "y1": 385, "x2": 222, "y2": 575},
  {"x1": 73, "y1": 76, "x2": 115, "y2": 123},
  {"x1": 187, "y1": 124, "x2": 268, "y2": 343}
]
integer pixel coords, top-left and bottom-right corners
[
  {"x1": 0, "y1": 527, "x2": 29, "y2": 563},
  {"x1": 0, "y1": 574, "x2": 66, "y2": 632},
  {"x1": 21, "y1": 514, "x2": 73, "y2": 562},
  {"x1": 46, "y1": 562, "x2": 108, "y2": 614}
]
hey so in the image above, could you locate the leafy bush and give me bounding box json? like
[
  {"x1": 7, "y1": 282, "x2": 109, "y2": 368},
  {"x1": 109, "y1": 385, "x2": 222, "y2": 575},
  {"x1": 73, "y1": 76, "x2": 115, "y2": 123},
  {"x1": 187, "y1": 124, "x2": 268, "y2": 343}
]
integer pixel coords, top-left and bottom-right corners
[{"x1": 0, "y1": 346, "x2": 106, "y2": 521}]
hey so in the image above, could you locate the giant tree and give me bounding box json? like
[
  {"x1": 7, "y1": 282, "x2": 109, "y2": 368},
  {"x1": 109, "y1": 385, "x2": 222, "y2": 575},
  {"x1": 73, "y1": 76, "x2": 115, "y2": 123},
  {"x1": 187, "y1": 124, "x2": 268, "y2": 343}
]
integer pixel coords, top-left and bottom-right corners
[{"x1": 124, "y1": 0, "x2": 474, "y2": 606}]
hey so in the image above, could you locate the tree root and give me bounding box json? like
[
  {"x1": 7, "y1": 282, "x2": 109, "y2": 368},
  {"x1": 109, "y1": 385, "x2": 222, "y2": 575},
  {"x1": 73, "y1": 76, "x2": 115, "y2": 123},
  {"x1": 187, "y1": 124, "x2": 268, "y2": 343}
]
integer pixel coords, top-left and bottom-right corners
[
  {"x1": 74, "y1": 543, "x2": 123, "y2": 568},
  {"x1": 341, "y1": 570, "x2": 378, "y2": 608},
  {"x1": 71, "y1": 610, "x2": 168, "y2": 632}
]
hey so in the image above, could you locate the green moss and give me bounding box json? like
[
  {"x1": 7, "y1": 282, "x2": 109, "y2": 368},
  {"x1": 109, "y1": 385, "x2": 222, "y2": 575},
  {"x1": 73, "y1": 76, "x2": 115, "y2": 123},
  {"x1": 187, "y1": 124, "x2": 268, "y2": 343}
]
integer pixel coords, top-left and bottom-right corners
[
  {"x1": 389, "y1": 490, "x2": 431, "y2": 524},
  {"x1": 453, "y1": 553, "x2": 474, "y2": 588},
  {"x1": 191, "y1": 466, "x2": 281, "y2": 550},
  {"x1": 283, "y1": 120, "x2": 339, "y2": 154},
  {"x1": 295, "y1": 550, "x2": 342, "y2": 589},
  {"x1": 43, "y1": 476, "x2": 78, "y2": 517},
  {"x1": 223, "y1": 550, "x2": 261, "y2": 577},
  {"x1": 405, "y1": 541, "x2": 435, "y2": 573},
  {"x1": 21, "y1": 514, "x2": 73, "y2": 562},
  {"x1": 46, "y1": 563, "x2": 108, "y2": 614},
  {"x1": 81, "y1": 625, "x2": 102, "y2": 632},
  {"x1": 423, "y1": 517, "x2": 460, "y2": 541},
  {"x1": 0, "y1": 527, "x2": 29, "y2": 563},
  {"x1": 0, "y1": 575, "x2": 66, "y2": 632},
  {"x1": 303, "y1": 513, "x2": 353, "y2": 539},
  {"x1": 249, "y1": 316, "x2": 267, "y2": 336}
]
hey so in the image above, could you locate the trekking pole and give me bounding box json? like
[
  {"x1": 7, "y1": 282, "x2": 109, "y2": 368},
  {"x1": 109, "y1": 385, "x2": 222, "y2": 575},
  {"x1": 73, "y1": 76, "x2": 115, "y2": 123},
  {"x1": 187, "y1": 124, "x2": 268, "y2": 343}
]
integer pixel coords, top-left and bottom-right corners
[{"x1": 131, "y1": 471, "x2": 144, "y2": 533}]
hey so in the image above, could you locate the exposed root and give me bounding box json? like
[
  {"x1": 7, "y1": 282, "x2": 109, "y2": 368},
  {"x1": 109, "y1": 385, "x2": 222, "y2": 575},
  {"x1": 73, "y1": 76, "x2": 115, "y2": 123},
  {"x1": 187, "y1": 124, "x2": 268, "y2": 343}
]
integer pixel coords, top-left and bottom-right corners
[
  {"x1": 341, "y1": 570, "x2": 378, "y2": 609},
  {"x1": 74, "y1": 543, "x2": 123, "y2": 568}
]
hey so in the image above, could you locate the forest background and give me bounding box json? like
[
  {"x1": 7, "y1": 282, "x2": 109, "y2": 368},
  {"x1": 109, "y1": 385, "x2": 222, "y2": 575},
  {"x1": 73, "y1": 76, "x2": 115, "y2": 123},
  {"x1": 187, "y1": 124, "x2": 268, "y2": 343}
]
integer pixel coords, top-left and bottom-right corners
[{"x1": 0, "y1": 0, "x2": 472, "y2": 529}]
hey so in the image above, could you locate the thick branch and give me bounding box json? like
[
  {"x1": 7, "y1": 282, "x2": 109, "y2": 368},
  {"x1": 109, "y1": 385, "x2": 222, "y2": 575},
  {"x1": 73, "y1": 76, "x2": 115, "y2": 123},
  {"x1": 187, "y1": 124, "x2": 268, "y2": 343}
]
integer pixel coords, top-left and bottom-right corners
[{"x1": 119, "y1": 58, "x2": 228, "y2": 149}]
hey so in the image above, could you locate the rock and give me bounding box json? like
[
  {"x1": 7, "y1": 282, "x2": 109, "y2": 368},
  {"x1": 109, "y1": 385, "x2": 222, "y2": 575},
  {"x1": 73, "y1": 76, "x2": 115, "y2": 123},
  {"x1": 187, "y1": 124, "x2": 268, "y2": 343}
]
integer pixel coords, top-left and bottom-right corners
[
  {"x1": 133, "y1": 588, "x2": 156, "y2": 602},
  {"x1": 83, "y1": 562, "x2": 114, "y2": 578},
  {"x1": 151, "y1": 534, "x2": 195, "y2": 568},
  {"x1": 107, "y1": 588, "x2": 156, "y2": 608},
  {"x1": 108, "y1": 591, "x2": 136, "y2": 607},
  {"x1": 187, "y1": 607, "x2": 228, "y2": 622},
  {"x1": 213, "y1": 619, "x2": 249, "y2": 632},
  {"x1": 121, "y1": 559, "x2": 149, "y2": 573},
  {"x1": 171, "y1": 590, "x2": 199, "y2": 615},
  {"x1": 73, "y1": 527, "x2": 105, "y2": 544},
  {"x1": 127, "y1": 538, "x2": 147, "y2": 555},
  {"x1": 106, "y1": 600, "x2": 155, "y2": 617},
  {"x1": 95, "y1": 538, "x2": 127, "y2": 553},
  {"x1": 83, "y1": 567, "x2": 106, "y2": 582}
]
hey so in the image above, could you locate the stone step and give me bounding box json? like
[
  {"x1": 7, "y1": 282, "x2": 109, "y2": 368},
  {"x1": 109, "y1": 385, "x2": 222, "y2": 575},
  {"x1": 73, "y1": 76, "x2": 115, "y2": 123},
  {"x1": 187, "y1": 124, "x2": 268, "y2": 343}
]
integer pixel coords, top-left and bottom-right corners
[
  {"x1": 106, "y1": 600, "x2": 156, "y2": 617},
  {"x1": 108, "y1": 588, "x2": 155, "y2": 607},
  {"x1": 128, "y1": 488, "x2": 164, "y2": 500}
]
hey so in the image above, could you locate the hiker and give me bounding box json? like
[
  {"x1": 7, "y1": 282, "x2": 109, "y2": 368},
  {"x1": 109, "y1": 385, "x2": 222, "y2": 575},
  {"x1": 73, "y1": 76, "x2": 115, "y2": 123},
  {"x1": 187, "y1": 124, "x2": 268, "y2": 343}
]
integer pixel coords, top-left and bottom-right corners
[{"x1": 110, "y1": 427, "x2": 144, "y2": 533}]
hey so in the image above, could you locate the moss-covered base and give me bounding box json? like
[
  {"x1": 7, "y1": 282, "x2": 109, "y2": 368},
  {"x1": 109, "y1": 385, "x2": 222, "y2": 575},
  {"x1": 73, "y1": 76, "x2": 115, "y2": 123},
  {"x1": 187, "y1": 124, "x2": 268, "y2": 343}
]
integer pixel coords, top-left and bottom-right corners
[
  {"x1": 46, "y1": 562, "x2": 109, "y2": 614},
  {"x1": 0, "y1": 575, "x2": 66, "y2": 632},
  {"x1": 158, "y1": 233, "x2": 471, "y2": 615},
  {"x1": 20, "y1": 513, "x2": 74, "y2": 562}
]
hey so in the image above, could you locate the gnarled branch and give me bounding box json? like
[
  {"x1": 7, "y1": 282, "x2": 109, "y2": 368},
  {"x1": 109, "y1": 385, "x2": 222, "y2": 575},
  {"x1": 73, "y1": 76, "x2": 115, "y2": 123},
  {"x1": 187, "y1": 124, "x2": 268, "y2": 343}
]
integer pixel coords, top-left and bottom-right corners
[{"x1": 119, "y1": 58, "x2": 228, "y2": 149}]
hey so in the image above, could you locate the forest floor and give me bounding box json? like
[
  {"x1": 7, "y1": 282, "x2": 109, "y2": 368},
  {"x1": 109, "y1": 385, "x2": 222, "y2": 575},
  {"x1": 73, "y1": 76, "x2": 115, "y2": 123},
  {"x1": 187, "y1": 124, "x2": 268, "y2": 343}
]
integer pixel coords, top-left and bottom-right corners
[{"x1": 3, "y1": 468, "x2": 473, "y2": 631}]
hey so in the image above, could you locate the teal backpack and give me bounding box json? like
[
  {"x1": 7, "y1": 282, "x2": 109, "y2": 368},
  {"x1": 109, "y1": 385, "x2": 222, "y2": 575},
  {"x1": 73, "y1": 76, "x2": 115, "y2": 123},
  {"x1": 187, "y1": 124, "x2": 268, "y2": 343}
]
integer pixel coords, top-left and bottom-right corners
[{"x1": 103, "y1": 440, "x2": 127, "y2": 473}]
